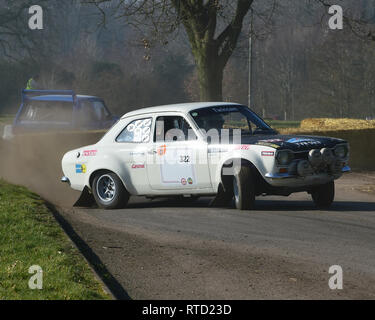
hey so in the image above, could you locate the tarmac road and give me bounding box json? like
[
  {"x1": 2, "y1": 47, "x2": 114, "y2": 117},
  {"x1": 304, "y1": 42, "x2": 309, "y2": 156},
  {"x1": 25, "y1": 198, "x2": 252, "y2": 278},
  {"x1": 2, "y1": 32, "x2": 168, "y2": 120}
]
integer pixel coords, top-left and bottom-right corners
[{"x1": 57, "y1": 173, "x2": 375, "y2": 299}]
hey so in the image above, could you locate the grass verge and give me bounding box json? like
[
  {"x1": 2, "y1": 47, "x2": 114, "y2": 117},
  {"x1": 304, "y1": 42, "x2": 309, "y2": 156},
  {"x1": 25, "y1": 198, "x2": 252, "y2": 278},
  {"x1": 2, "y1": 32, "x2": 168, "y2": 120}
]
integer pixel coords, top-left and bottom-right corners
[{"x1": 0, "y1": 179, "x2": 110, "y2": 300}]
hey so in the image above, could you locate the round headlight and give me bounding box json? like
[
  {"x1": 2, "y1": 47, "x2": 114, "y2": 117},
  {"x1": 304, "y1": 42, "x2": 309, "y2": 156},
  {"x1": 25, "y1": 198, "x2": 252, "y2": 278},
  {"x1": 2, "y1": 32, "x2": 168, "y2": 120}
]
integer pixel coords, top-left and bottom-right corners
[
  {"x1": 276, "y1": 150, "x2": 294, "y2": 165},
  {"x1": 334, "y1": 145, "x2": 348, "y2": 159}
]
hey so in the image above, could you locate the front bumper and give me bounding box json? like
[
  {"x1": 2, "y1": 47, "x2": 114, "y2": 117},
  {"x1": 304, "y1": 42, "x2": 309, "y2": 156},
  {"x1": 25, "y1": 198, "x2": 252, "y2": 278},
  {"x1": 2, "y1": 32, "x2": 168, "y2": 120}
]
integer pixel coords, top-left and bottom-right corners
[
  {"x1": 265, "y1": 166, "x2": 351, "y2": 179},
  {"x1": 61, "y1": 176, "x2": 71, "y2": 185},
  {"x1": 264, "y1": 166, "x2": 351, "y2": 187}
]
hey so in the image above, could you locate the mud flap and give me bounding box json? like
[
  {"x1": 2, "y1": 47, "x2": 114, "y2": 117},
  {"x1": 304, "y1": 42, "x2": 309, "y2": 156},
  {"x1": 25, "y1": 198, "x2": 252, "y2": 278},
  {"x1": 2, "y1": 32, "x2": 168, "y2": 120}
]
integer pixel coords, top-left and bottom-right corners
[
  {"x1": 74, "y1": 186, "x2": 96, "y2": 207},
  {"x1": 209, "y1": 183, "x2": 233, "y2": 207}
]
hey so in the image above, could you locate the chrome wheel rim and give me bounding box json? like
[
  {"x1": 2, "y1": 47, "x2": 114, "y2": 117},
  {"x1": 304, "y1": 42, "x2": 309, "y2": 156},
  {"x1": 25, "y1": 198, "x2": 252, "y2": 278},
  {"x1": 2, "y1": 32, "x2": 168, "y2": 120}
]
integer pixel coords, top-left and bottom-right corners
[
  {"x1": 233, "y1": 176, "x2": 240, "y2": 204},
  {"x1": 96, "y1": 175, "x2": 116, "y2": 202}
]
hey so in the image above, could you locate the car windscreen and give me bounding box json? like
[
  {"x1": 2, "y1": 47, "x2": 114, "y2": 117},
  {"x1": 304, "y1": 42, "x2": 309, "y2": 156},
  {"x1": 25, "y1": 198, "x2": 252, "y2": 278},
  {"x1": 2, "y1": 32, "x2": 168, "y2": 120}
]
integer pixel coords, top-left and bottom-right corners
[
  {"x1": 18, "y1": 100, "x2": 73, "y2": 124},
  {"x1": 189, "y1": 105, "x2": 274, "y2": 135}
]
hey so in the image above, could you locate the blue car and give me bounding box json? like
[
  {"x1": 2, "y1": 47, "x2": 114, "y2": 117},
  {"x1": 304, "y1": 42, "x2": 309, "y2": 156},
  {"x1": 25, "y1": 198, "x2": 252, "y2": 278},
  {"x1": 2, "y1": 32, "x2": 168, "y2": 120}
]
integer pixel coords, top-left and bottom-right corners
[{"x1": 9, "y1": 89, "x2": 118, "y2": 135}]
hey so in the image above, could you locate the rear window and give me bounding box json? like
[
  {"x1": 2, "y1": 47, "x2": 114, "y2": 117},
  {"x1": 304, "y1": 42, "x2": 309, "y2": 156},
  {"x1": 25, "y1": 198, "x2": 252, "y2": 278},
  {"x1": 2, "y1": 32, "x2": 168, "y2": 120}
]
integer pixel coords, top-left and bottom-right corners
[{"x1": 19, "y1": 100, "x2": 73, "y2": 124}]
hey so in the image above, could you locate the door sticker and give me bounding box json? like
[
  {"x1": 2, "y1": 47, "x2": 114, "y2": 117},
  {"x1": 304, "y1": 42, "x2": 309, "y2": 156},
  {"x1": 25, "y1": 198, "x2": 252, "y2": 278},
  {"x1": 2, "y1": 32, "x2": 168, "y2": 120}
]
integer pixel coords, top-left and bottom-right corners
[
  {"x1": 159, "y1": 147, "x2": 196, "y2": 186},
  {"x1": 157, "y1": 145, "x2": 167, "y2": 156}
]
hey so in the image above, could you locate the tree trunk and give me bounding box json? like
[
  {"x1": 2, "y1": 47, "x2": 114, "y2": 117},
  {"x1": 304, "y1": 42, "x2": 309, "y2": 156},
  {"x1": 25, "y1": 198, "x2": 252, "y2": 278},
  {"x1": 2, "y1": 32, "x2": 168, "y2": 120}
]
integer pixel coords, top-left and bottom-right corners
[
  {"x1": 196, "y1": 57, "x2": 224, "y2": 101},
  {"x1": 171, "y1": 0, "x2": 253, "y2": 102}
]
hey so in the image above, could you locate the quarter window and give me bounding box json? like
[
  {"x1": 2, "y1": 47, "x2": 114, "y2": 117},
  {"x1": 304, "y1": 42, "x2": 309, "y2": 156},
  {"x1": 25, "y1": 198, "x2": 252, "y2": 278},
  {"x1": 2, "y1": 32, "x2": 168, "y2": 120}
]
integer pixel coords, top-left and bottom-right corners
[{"x1": 116, "y1": 118, "x2": 152, "y2": 143}]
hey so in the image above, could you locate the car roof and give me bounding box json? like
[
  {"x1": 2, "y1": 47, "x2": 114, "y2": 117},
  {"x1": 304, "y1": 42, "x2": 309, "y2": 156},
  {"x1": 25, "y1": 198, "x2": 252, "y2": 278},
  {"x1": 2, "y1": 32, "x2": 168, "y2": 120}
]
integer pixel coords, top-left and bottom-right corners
[
  {"x1": 27, "y1": 95, "x2": 100, "y2": 102},
  {"x1": 121, "y1": 102, "x2": 243, "y2": 119}
]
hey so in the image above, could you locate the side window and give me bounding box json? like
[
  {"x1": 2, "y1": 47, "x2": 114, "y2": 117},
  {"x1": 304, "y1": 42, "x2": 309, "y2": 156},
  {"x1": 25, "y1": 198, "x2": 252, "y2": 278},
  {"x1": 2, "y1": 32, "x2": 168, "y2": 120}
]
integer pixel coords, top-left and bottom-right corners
[
  {"x1": 116, "y1": 118, "x2": 152, "y2": 143},
  {"x1": 154, "y1": 116, "x2": 197, "y2": 142}
]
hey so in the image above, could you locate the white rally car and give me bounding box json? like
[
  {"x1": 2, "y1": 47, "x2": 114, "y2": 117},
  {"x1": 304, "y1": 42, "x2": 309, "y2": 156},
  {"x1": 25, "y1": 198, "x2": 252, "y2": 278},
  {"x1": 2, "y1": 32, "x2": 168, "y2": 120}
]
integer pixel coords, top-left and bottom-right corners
[{"x1": 61, "y1": 102, "x2": 350, "y2": 210}]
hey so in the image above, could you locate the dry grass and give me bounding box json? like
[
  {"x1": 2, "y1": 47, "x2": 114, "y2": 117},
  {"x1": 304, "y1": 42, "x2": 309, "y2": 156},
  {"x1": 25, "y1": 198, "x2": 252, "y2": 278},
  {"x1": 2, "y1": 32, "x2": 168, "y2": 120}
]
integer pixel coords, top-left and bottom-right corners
[
  {"x1": 279, "y1": 118, "x2": 375, "y2": 134},
  {"x1": 356, "y1": 184, "x2": 375, "y2": 194},
  {"x1": 300, "y1": 118, "x2": 375, "y2": 130}
]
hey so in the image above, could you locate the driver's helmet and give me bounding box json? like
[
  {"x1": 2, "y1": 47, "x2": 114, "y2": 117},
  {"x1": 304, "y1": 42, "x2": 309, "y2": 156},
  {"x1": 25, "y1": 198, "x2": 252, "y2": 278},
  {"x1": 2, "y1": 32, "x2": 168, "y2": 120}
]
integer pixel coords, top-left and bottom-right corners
[{"x1": 205, "y1": 114, "x2": 225, "y2": 131}]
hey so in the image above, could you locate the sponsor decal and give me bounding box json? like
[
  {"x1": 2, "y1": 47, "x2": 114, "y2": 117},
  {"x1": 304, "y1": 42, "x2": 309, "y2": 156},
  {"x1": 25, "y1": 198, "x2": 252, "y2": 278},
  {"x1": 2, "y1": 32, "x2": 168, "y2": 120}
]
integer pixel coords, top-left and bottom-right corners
[
  {"x1": 83, "y1": 149, "x2": 97, "y2": 157},
  {"x1": 181, "y1": 178, "x2": 187, "y2": 186},
  {"x1": 287, "y1": 138, "x2": 316, "y2": 144},
  {"x1": 157, "y1": 145, "x2": 167, "y2": 156},
  {"x1": 256, "y1": 142, "x2": 280, "y2": 149},
  {"x1": 131, "y1": 164, "x2": 145, "y2": 169},
  {"x1": 234, "y1": 145, "x2": 250, "y2": 150},
  {"x1": 261, "y1": 151, "x2": 275, "y2": 156},
  {"x1": 212, "y1": 106, "x2": 238, "y2": 113},
  {"x1": 286, "y1": 137, "x2": 321, "y2": 146},
  {"x1": 259, "y1": 139, "x2": 283, "y2": 143},
  {"x1": 75, "y1": 164, "x2": 86, "y2": 174},
  {"x1": 187, "y1": 177, "x2": 193, "y2": 185}
]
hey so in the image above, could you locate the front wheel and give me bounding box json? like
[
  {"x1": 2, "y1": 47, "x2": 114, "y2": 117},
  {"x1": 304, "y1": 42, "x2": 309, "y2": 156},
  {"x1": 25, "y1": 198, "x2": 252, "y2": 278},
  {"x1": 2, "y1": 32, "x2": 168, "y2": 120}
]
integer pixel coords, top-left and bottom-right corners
[
  {"x1": 311, "y1": 181, "x2": 335, "y2": 209},
  {"x1": 92, "y1": 172, "x2": 130, "y2": 209},
  {"x1": 233, "y1": 166, "x2": 255, "y2": 210}
]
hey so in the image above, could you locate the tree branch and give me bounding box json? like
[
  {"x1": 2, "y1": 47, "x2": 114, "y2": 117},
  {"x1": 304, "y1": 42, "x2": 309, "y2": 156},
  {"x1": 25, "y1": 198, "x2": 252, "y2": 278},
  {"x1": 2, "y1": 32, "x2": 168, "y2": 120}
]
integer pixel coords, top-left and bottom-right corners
[{"x1": 216, "y1": 0, "x2": 253, "y2": 67}]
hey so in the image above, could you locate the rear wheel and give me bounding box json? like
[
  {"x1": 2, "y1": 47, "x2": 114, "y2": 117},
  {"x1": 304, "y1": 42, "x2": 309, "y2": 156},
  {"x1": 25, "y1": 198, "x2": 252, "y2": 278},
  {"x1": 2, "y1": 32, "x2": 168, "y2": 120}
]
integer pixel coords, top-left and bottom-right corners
[
  {"x1": 92, "y1": 172, "x2": 129, "y2": 209},
  {"x1": 311, "y1": 181, "x2": 335, "y2": 209},
  {"x1": 233, "y1": 166, "x2": 255, "y2": 210}
]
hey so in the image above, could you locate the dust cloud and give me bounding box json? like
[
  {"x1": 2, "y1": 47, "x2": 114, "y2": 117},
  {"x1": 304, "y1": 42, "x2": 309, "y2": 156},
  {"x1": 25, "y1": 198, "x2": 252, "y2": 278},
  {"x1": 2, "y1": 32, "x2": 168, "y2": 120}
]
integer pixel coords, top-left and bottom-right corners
[{"x1": 0, "y1": 131, "x2": 103, "y2": 207}]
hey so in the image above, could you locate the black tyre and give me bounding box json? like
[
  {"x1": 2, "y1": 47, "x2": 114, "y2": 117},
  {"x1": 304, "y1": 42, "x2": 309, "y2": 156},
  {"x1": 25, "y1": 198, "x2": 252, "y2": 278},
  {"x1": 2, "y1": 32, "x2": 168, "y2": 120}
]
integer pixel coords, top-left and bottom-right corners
[
  {"x1": 92, "y1": 171, "x2": 130, "y2": 209},
  {"x1": 311, "y1": 181, "x2": 335, "y2": 209},
  {"x1": 233, "y1": 166, "x2": 255, "y2": 210}
]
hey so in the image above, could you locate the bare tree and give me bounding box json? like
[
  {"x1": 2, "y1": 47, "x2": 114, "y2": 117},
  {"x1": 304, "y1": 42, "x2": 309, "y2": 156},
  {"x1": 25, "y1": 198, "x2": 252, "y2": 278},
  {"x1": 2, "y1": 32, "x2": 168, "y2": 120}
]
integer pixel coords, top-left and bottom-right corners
[
  {"x1": 316, "y1": 0, "x2": 375, "y2": 39},
  {"x1": 83, "y1": 0, "x2": 255, "y2": 101},
  {"x1": 0, "y1": 0, "x2": 35, "y2": 59}
]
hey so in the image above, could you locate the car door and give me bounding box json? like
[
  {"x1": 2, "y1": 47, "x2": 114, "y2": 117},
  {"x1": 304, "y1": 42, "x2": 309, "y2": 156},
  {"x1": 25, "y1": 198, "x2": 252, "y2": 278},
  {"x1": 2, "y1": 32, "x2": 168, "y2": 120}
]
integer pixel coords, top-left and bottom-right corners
[
  {"x1": 115, "y1": 117, "x2": 153, "y2": 195},
  {"x1": 146, "y1": 114, "x2": 212, "y2": 191}
]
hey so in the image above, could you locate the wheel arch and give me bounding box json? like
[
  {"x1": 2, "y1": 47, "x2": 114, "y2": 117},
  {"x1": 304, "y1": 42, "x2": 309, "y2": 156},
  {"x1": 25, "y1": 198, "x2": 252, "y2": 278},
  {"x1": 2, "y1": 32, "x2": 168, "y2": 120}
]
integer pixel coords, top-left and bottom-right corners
[
  {"x1": 87, "y1": 168, "x2": 131, "y2": 194},
  {"x1": 219, "y1": 158, "x2": 265, "y2": 195}
]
